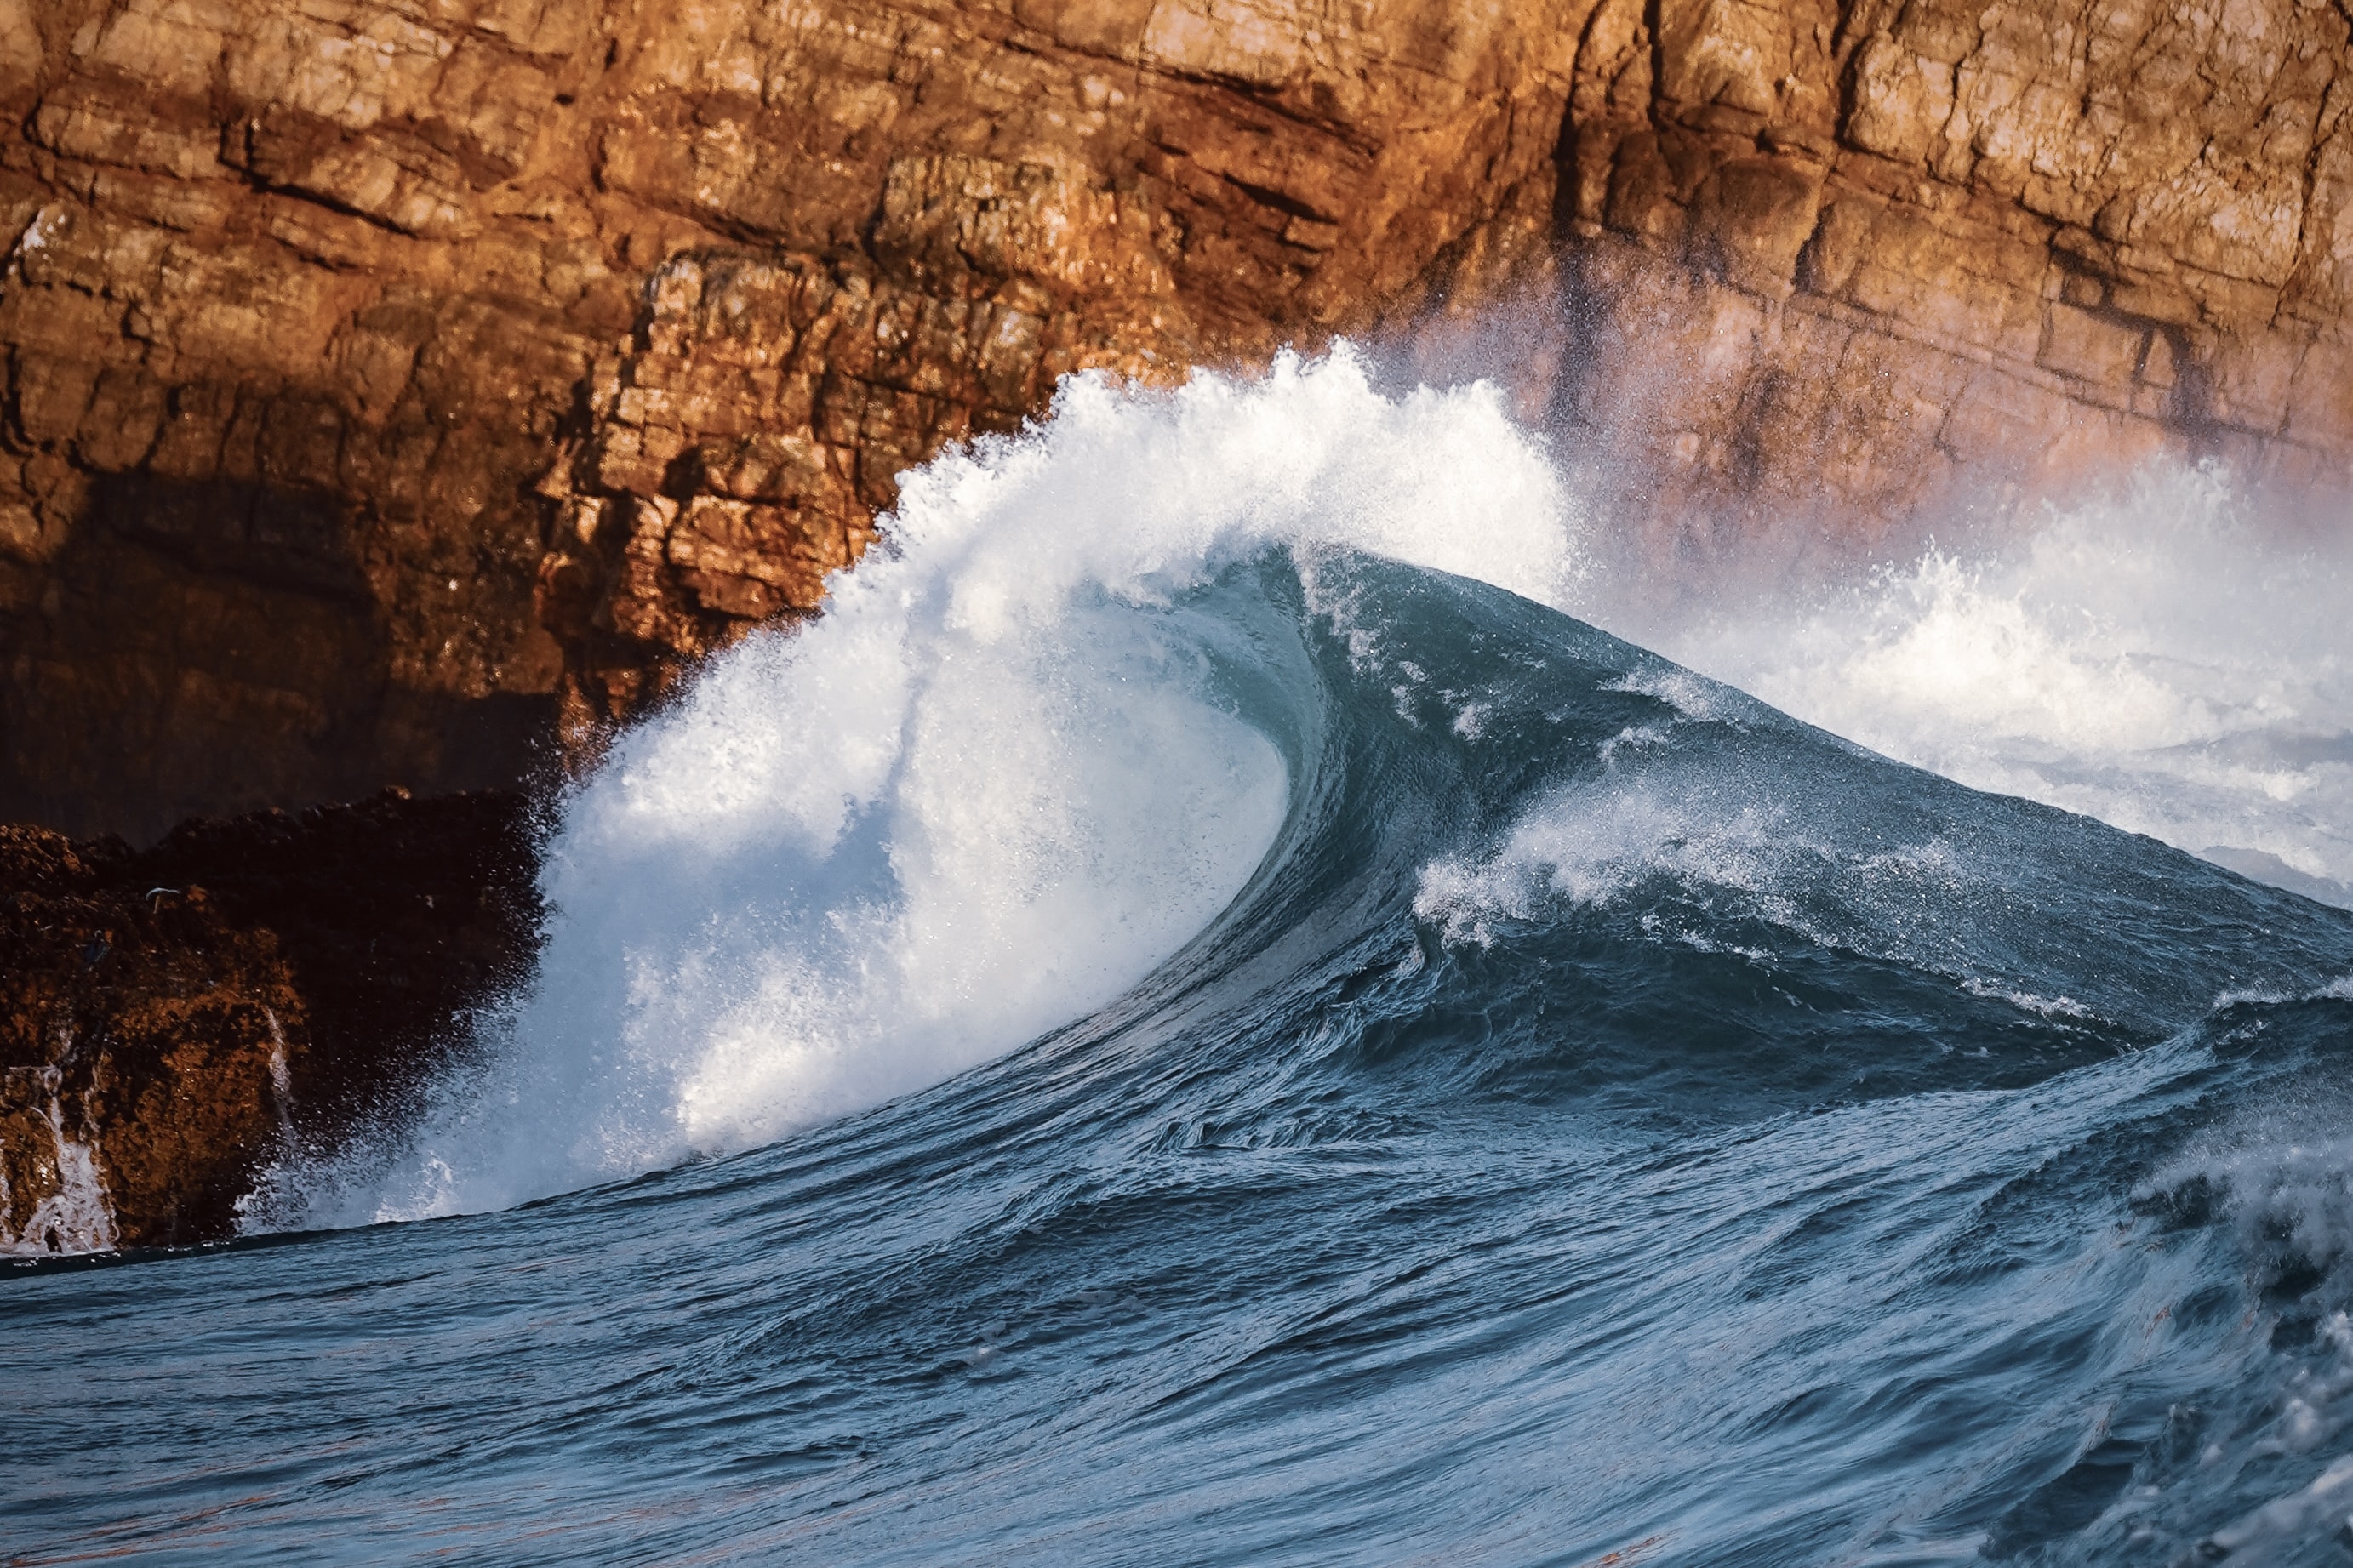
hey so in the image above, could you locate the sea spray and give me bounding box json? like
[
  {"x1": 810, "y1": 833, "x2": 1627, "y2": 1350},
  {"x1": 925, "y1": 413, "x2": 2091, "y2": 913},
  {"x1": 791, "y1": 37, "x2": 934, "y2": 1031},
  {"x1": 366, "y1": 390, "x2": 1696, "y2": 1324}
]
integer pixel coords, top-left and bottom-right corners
[
  {"x1": 300, "y1": 351, "x2": 1578, "y2": 1224},
  {"x1": 1595, "y1": 462, "x2": 2353, "y2": 905},
  {"x1": 0, "y1": 1064, "x2": 117, "y2": 1257}
]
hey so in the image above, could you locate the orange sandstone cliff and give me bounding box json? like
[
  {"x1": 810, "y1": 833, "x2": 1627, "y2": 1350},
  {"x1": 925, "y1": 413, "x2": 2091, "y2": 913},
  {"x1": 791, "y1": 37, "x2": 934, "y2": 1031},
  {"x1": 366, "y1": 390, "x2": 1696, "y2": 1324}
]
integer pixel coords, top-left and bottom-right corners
[{"x1": 6, "y1": 0, "x2": 2352, "y2": 842}]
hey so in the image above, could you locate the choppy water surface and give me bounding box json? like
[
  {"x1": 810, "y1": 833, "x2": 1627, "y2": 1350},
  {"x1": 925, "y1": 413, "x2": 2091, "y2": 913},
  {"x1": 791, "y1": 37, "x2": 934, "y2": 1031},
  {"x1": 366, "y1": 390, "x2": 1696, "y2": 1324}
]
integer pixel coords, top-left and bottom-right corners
[{"x1": 9, "y1": 355, "x2": 2353, "y2": 1565}]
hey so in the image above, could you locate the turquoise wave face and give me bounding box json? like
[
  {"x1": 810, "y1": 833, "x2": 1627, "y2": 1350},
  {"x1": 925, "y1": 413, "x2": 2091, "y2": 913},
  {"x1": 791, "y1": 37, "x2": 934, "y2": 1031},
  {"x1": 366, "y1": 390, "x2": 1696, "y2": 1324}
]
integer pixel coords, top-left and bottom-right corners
[{"x1": 11, "y1": 546, "x2": 2353, "y2": 1565}]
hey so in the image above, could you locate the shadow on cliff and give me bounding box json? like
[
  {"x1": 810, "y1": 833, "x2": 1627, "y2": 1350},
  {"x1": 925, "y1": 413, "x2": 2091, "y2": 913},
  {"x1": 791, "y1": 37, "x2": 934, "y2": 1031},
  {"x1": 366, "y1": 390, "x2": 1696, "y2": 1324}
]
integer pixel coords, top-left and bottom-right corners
[{"x1": 0, "y1": 470, "x2": 557, "y2": 844}]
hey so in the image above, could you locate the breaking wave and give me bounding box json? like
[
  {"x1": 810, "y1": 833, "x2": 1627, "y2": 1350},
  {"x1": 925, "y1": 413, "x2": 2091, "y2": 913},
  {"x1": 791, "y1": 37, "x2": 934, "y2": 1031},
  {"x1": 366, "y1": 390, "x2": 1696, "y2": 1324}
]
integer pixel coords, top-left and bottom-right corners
[{"x1": 306, "y1": 351, "x2": 1575, "y2": 1222}]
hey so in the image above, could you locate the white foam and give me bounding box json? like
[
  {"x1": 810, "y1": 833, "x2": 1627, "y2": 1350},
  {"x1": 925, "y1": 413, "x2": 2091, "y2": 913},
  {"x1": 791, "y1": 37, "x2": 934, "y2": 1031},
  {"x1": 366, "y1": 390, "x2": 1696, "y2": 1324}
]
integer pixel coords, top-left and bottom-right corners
[
  {"x1": 2199, "y1": 1445, "x2": 2353, "y2": 1562},
  {"x1": 2139, "y1": 1115, "x2": 2353, "y2": 1559},
  {"x1": 300, "y1": 350, "x2": 1577, "y2": 1223},
  {"x1": 1409, "y1": 726, "x2": 2121, "y2": 1018},
  {"x1": 2158, "y1": 1125, "x2": 2353, "y2": 1297},
  {"x1": 1415, "y1": 775, "x2": 1808, "y2": 949},
  {"x1": 1598, "y1": 463, "x2": 2353, "y2": 906}
]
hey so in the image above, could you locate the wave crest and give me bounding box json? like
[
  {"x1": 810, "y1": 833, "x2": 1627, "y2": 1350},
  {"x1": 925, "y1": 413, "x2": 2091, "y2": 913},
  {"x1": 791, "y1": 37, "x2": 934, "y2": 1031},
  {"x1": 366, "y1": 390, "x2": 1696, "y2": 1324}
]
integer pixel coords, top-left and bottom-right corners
[{"x1": 282, "y1": 350, "x2": 1575, "y2": 1224}]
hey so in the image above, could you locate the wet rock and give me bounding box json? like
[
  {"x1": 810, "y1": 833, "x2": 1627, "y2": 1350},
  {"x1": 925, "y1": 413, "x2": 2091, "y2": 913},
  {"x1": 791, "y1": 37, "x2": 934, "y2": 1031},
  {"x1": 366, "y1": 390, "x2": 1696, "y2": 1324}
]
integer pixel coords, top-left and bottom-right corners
[{"x1": 0, "y1": 789, "x2": 541, "y2": 1252}]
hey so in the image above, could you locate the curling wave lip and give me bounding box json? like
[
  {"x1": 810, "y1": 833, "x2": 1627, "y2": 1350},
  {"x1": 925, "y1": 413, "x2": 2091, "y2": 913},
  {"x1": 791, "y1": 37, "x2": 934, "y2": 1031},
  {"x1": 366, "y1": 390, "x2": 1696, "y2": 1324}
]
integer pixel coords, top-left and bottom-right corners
[{"x1": 270, "y1": 349, "x2": 1577, "y2": 1227}]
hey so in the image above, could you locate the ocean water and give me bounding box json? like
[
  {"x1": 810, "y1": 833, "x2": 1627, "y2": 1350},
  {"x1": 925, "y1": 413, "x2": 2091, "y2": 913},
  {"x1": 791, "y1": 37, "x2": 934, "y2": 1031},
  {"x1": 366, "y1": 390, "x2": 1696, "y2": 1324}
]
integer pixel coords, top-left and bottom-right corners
[{"x1": 9, "y1": 353, "x2": 2353, "y2": 1565}]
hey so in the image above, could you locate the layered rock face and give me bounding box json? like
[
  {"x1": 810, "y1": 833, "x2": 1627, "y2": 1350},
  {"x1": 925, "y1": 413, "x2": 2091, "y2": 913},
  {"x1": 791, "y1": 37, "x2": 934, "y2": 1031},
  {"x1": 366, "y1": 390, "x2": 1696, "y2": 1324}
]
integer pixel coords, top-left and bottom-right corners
[
  {"x1": 0, "y1": 789, "x2": 539, "y2": 1252},
  {"x1": 1541, "y1": 0, "x2": 2353, "y2": 546},
  {"x1": 0, "y1": 0, "x2": 1577, "y2": 835},
  {"x1": 4, "y1": 0, "x2": 2351, "y2": 834}
]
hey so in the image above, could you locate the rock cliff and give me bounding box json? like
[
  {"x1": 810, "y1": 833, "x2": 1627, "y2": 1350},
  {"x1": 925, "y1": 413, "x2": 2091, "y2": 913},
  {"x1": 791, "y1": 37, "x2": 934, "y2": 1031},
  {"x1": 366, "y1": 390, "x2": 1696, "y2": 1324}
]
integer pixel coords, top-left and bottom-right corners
[
  {"x1": 9, "y1": 0, "x2": 2350, "y2": 839},
  {"x1": 1541, "y1": 0, "x2": 2353, "y2": 553}
]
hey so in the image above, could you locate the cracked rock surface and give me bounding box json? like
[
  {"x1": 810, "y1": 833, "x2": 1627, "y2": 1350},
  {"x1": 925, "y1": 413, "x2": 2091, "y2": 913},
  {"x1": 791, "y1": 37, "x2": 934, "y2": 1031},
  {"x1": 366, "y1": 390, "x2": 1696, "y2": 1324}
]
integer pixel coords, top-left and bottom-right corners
[{"x1": 4, "y1": 0, "x2": 2351, "y2": 836}]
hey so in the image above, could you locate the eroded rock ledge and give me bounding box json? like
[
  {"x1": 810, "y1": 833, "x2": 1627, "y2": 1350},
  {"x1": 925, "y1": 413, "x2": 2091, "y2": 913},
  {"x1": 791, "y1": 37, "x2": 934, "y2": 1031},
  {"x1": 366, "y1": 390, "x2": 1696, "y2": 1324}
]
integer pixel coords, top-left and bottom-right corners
[{"x1": 5, "y1": 0, "x2": 2351, "y2": 838}]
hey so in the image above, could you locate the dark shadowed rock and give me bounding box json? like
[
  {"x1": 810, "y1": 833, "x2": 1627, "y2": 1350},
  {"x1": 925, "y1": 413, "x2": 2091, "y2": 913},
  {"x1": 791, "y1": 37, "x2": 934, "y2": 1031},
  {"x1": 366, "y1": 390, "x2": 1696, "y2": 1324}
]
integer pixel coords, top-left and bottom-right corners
[{"x1": 0, "y1": 789, "x2": 540, "y2": 1252}]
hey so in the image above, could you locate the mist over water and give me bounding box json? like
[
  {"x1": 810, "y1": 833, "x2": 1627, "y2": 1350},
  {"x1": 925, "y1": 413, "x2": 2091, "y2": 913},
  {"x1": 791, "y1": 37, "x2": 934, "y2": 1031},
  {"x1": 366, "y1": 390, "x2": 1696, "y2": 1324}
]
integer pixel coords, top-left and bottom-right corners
[
  {"x1": 15, "y1": 349, "x2": 2353, "y2": 1566},
  {"x1": 1591, "y1": 463, "x2": 2353, "y2": 908}
]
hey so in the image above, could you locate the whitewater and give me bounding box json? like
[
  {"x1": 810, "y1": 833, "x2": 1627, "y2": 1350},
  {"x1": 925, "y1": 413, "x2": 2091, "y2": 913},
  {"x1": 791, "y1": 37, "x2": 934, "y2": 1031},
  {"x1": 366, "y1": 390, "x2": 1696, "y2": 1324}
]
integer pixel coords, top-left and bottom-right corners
[{"x1": 9, "y1": 351, "x2": 2353, "y2": 1566}]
